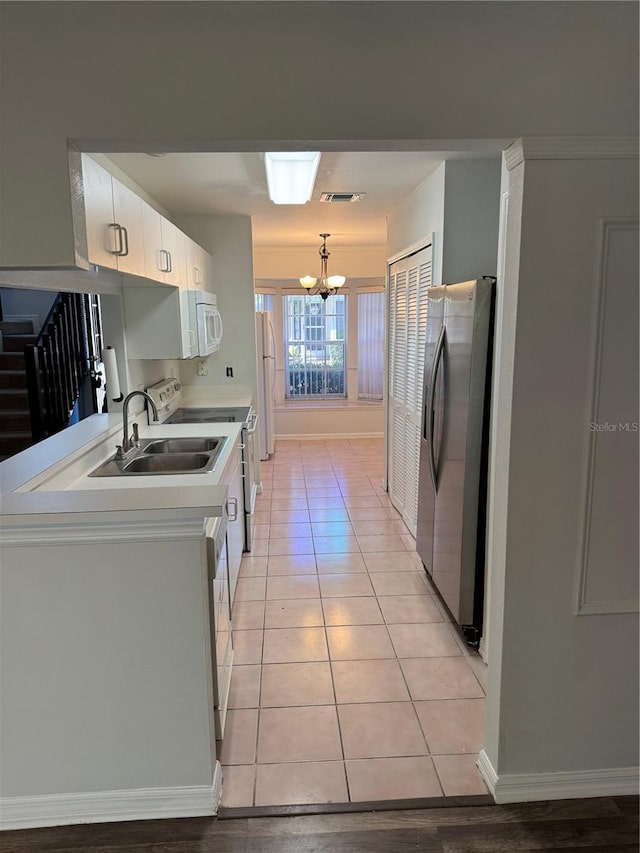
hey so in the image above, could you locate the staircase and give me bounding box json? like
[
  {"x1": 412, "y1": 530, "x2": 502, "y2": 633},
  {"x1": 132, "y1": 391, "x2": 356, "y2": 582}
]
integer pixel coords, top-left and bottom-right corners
[{"x1": 0, "y1": 320, "x2": 37, "y2": 461}]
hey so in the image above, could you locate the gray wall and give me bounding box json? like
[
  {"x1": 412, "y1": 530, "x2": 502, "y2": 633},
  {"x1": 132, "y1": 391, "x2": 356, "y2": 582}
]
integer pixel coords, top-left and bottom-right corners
[
  {"x1": 387, "y1": 159, "x2": 501, "y2": 284},
  {"x1": 387, "y1": 163, "x2": 446, "y2": 278},
  {"x1": 0, "y1": 2, "x2": 637, "y2": 267},
  {"x1": 487, "y1": 154, "x2": 639, "y2": 778},
  {"x1": 0, "y1": 287, "x2": 57, "y2": 331},
  {"x1": 388, "y1": 150, "x2": 639, "y2": 787}
]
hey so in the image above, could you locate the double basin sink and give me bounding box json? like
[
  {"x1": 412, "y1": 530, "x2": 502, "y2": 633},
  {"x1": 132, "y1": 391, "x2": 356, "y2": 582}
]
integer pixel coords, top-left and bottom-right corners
[{"x1": 89, "y1": 436, "x2": 228, "y2": 477}]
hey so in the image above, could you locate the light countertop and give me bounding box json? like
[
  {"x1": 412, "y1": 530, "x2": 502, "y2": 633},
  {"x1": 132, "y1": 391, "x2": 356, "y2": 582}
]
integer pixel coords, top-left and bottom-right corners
[{"x1": 0, "y1": 390, "x2": 251, "y2": 524}]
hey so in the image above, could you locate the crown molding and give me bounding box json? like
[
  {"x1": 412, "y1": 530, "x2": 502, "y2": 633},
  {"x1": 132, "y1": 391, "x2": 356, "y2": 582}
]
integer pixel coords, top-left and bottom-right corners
[{"x1": 504, "y1": 137, "x2": 639, "y2": 171}]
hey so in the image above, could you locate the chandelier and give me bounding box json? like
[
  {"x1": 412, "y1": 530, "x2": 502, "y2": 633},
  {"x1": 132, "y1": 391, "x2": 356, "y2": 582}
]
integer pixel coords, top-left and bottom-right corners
[{"x1": 299, "y1": 234, "x2": 346, "y2": 300}]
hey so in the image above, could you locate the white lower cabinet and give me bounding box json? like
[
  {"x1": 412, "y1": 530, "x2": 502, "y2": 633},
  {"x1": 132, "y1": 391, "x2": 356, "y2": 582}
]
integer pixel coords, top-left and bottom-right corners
[
  {"x1": 0, "y1": 526, "x2": 219, "y2": 807},
  {"x1": 205, "y1": 516, "x2": 233, "y2": 741},
  {"x1": 222, "y1": 438, "x2": 245, "y2": 607}
]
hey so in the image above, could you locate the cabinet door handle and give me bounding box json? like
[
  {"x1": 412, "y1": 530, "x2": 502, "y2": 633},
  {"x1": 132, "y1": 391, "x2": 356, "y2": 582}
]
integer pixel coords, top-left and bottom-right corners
[
  {"x1": 167, "y1": 251, "x2": 173, "y2": 273},
  {"x1": 158, "y1": 249, "x2": 170, "y2": 273},
  {"x1": 228, "y1": 497, "x2": 239, "y2": 522},
  {"x1": 213, "y1": 310, "x2": 223, "y2": 341},
  {"x1": 120, "y1": 225, "x2": 129, "y2": 258},
  {"x1": 109, "y1": 223, "x2": 124, "y2": 255}
]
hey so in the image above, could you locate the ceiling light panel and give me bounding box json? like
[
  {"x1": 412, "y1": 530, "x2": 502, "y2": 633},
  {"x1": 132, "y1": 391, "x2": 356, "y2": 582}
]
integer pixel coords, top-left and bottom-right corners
[{"x1": 264, "y1": 152, "x2": 321, "y2": 205}]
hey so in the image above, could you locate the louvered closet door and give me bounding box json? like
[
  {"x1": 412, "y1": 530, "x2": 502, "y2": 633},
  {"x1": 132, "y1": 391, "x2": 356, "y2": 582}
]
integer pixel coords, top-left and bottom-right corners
[
  {"x1": 388, "y1": 263, "x2": 407, "y2": 516},
  {"x1": 387, "y1": 244, "x2": 433, "y2": 536}
]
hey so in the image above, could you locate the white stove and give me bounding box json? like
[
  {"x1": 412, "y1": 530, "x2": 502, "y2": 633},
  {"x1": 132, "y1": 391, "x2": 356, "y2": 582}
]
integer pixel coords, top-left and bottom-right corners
[{"x1": 145, "y1": 378, "x2": 251, "y2": 425}]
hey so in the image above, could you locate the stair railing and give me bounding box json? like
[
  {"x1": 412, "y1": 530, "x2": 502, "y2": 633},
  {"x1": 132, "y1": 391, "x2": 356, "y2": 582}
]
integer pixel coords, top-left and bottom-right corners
[{"x1": 24, "y1": 293, "x2": 89, "y2": 442}]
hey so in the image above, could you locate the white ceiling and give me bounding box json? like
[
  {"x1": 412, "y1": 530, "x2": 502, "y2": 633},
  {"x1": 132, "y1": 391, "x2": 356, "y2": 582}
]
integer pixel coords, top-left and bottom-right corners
[{"x1": 106, "y1": 150, "x2": 496, "y2": 248}]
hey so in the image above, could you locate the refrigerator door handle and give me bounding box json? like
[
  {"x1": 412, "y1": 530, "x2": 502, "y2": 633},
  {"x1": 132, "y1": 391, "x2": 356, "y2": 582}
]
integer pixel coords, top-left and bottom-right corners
[{"x1": 427, "y1": 324, "x2": 446, "y2": 493}]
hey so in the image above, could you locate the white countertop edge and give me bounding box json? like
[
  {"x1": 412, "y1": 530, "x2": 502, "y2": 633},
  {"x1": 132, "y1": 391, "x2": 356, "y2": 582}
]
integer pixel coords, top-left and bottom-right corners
[
  {"x1": 1, "y1": 511, "x2": 221, "y2": 544},
  {"x1": 0, "y1": 483, "x2": 229, "y2": 521}
]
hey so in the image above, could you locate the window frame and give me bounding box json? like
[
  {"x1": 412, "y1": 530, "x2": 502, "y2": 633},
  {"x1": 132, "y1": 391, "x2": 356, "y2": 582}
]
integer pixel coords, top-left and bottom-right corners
[{"x1": 283, "y1": 292, "x2": 348, "y2": 400}]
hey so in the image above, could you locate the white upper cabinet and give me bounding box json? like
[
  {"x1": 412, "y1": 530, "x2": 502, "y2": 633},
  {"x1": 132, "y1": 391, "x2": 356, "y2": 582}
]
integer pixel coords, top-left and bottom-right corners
[
  {"x1": 141, "y1": 203, "x2": 164, "y2": 282},
  {"x1": 186, "y1": 237, "x2": 214, "y2": 291},
  {"x1": 111, "y1": 179, "x2": 146, "y2": 278},
  {"x1": 160, "y1": 217, "x2": 187, "y2": 288},
  {"x1": 83, "y1": 155, "x2": 145, "y2": 276},
  {"x1": 81, "y1": 154, "x2": 211, "y2": 290},
  {"x1": 82, "y1": 155, "x2": 118, "y2": 270}
]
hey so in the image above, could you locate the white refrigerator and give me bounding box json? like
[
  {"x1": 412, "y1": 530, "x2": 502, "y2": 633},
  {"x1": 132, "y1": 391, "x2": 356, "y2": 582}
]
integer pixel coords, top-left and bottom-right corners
[{"x1": 255, "y1": 311, "x2": 276, "y2": 460}]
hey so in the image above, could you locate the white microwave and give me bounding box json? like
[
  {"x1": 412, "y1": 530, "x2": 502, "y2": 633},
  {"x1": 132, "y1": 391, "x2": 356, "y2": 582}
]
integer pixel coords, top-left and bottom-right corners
[{"x1": 189, "y1": 290, "x2": 223, "y2": 356}]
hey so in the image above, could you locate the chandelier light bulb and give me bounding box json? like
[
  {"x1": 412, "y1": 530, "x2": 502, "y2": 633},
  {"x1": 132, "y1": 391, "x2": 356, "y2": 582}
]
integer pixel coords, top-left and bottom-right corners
[{"x1": 327, "y1": 275, "x2": 346, "y2": 288}]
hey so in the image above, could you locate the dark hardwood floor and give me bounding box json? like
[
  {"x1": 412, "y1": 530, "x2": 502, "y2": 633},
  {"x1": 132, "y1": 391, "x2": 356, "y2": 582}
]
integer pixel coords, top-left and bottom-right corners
[{"x1": 1, "y1": 797, "x2": 637, "y2": 852}]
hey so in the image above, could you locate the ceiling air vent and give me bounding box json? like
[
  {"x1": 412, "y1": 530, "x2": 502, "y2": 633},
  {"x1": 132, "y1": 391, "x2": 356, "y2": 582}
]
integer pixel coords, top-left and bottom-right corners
[{"x1": 319, "y1": 192, "x2": 366, "y2": 203}]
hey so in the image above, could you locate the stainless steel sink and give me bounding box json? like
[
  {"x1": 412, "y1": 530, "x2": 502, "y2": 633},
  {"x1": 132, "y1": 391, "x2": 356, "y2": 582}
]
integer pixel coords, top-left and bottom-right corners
[
  {"x1": 123, "y1": 453, "x2": 211, "y2": 473},
  {"x1": 142, "y1": 437, "x2": 222, "y2": 454},
  {"x1": 88, "y1": 435, "x2": 228, "y2": 477}
]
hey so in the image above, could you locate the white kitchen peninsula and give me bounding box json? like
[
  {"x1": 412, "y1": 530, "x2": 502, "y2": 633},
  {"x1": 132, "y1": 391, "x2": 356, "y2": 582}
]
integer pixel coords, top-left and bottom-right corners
[{"x1": 0, "y1": 413, "x2": 243, "y2": 830}]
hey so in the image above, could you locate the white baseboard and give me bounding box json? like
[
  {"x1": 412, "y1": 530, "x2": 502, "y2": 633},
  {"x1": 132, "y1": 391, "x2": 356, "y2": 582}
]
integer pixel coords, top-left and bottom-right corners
[
  {"x1": 1, "y1": 768, "x2": 222, "y2": 831},
  {"x1": 476, "y1": 749, "x2": 498, "y2": 797},
  {"x1": 477, "y1": 749, "x2": 639, "y2": 803},
  {"x1": 276, "y1": 432, "x2": 384, "y2": 441}
]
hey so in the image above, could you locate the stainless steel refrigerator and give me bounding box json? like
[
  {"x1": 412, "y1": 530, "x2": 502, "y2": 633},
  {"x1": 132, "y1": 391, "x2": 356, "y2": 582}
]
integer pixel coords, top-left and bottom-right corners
[
  {"x1": 416, "y1": 278, "x2": 495, "y2": 646},
  {"x1": 255, "y1": 311, "x2": 276, "y2": 460}
]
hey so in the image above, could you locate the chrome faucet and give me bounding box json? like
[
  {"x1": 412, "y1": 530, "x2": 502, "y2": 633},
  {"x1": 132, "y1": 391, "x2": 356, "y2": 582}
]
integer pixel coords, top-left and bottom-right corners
[{"x1": 116, "y1": 391, "x2": 159, "y2": 458}]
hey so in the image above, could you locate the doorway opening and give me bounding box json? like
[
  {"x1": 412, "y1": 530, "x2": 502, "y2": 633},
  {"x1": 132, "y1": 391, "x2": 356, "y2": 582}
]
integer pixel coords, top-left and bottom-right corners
[{"x1": 78, "y1": 141, "x2": 507, "y2": 813}]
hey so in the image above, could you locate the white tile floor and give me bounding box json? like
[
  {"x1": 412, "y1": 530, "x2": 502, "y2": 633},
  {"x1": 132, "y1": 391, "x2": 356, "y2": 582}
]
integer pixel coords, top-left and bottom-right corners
[{"x1": 219, "y1": 438, "x2": 488, "y2": 808}]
